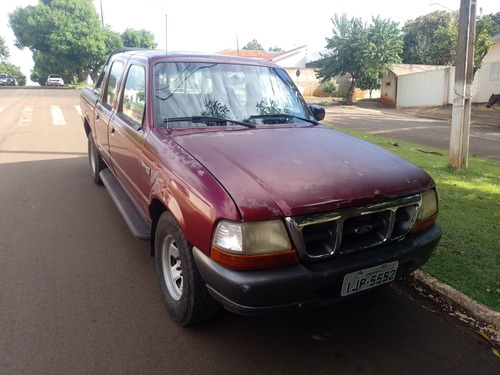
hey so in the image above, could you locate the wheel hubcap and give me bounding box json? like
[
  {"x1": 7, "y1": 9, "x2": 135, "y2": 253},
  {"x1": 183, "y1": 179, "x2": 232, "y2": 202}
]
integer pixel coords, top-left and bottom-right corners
[{"x1": 161, "y1": 235, "x2": 183, "y2": 301}]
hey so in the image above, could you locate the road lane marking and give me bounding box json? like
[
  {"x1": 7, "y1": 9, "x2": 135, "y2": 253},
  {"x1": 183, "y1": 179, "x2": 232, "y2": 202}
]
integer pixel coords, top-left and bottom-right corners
[
  {"x1": 18, "y1": 106, "x2": 34, "y2": 127},
  {"x1": 50, "y1": 105, "x2": 66, "y2": 126},
  {"x1": 74, "y1": 105, "x2": 81, "y2": 116}
]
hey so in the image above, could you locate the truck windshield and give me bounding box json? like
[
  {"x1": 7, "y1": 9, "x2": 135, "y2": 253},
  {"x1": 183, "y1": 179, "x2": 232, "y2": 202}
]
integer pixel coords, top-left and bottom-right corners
[{"x1": 153, "y1": 62, "x2": 314, "y2": 128}]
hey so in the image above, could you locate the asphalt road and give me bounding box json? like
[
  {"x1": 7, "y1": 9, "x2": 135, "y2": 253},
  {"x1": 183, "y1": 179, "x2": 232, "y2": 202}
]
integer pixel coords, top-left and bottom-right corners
[
  {"x1": 1, "y1": 88, "x2": 498, "y2": 374},
  {"x1": 322, "y1": 102, "x2": 500, "y2": 161}
]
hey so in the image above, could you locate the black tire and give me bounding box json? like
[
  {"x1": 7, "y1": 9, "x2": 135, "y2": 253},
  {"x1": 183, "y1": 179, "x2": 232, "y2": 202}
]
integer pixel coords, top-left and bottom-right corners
[
  {"x1": 155, "y1": 211, "x2": 220, "y2": 325},
  {"x1": 88, "y1": 132, "x2": 106, "y2": 185}
]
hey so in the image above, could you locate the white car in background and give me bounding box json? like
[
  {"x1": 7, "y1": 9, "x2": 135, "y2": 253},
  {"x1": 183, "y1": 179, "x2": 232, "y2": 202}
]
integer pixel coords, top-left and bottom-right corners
[{"x1": 46, "y1": 74, "x2": 64, "y2": 86}]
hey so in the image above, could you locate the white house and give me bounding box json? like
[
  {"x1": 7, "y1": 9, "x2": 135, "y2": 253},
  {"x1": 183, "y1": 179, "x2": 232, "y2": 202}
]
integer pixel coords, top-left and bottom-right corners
[
  {"x1": 471, "y1": 33, "x2": 500, "y2": 102},
  {"x1": 381, "y1": 34, "x2": 500, "y2": 107},
  {"x1": 380, "y1": 65, "x2": 452, "y2": 107}
]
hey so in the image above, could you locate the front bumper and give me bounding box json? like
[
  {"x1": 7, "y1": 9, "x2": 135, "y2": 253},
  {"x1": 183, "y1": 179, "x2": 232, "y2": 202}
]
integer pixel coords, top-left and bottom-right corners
[{"x1": 193, "y1": 224, "x2": 442, "y2": 316}]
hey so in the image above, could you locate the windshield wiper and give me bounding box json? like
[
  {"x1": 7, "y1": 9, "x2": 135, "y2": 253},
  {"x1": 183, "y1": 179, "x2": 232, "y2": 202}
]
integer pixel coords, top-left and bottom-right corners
[
  {"x1": 247, "y1": 114, "x2": 318, "y2": 125},
  {"x1": 163, "y1": 116, "x2": 256, "y2": 129}
]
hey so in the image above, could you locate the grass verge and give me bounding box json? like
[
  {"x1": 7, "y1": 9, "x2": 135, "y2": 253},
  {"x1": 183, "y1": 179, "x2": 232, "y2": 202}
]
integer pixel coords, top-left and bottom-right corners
[{"x1": 331, "y1": 126, "x2": 500, "y2": 312}]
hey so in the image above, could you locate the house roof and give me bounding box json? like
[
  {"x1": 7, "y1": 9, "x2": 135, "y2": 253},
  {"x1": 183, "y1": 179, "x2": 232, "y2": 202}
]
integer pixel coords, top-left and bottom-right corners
[
  {"x1": 216, "y1": 45, "x2": 308, "y2": 62},
  {"x1": 217, "y1": 49, "x2": 281, "y2": 60}
]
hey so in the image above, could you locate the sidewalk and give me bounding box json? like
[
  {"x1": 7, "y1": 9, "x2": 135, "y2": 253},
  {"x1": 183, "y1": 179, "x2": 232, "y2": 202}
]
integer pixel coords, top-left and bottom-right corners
[
  {"x1": 386, "y1": 102, "x2": 499, "y2": 128},
  {"x1": 309, "y1": 99, "x2": 500, "y2": 346}
]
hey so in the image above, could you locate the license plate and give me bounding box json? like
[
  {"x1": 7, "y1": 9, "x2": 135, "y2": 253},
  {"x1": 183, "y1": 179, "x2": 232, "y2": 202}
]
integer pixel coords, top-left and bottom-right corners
[{"x1": 341, "y1": 261, "x2": 399, "y2": 296}]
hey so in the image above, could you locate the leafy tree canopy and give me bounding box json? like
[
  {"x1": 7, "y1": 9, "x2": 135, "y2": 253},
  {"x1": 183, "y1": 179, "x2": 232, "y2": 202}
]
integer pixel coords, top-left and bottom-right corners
[
  {"x1": 243, "y1": 39, "x2": 264, "y2": 50},
  {"x1": 122, "y1": 28, "x2": 157, "y2": 49},
  {"x1": 8, "y1": 0, "x2": 156, "y2": 85},
  {"x1": 268, "y1": 46, "x2": 284, "y2": 52},
  {"x1": 0, "y1": 37, "x2": 26, "y2": 85},
  {"x1": 401, "y1": 11, "x2": 494, "y2": 73},
  {"x1": 0, "y1": 63, "x2": 27, "y2": 86},
  {"x1": 402, "y1": 11, "x2": 455, "y2": 65},
  {"x1": 357, "y1": 71, "x2": 380, "y2": 97},
  {"x1": 242, "y1": 39, "x2": 283, "y2": 52},
  {"x1": 9, "y1": 0, "x2": 107, "y2": 84},
  {"x1": 316, "y1": 14, "x2": 402, "y2": 104},
  {"x1": 482, "y1": 11, "x2": 500, "y2": 36},
  {"x1": 0, "y1": 37, "x2": 10, "y2": 63}
]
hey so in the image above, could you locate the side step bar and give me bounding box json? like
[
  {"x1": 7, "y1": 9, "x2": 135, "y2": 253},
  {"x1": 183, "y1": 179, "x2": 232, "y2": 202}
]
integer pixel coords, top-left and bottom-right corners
[{"x1": 100, "y1": 169, "x2": 151, "y2": 240}]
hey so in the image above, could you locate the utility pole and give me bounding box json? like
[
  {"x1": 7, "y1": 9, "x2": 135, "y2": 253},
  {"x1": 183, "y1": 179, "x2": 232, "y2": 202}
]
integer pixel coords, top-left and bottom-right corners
[
  {"x1": 449, "y1": 0, "x2": 476, "y2": 169},
  {"x1": 100, "y1": 0, "x2": 104, "y2": 27}
]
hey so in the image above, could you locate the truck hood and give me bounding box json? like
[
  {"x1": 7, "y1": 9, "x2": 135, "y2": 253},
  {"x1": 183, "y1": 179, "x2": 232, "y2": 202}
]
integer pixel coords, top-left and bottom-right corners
[{"x1": 171, "y1": 126, "x2": 434, "y2": 220}]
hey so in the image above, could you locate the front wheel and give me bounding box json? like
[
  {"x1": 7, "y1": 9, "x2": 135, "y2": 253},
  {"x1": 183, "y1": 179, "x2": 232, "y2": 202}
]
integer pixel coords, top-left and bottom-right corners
[
  {"x1": 88, "y1": 132, "x2": 105, "y2": 185},
  {"x1": 155, "y1": 211, "x2": 220, "y2": 325}
]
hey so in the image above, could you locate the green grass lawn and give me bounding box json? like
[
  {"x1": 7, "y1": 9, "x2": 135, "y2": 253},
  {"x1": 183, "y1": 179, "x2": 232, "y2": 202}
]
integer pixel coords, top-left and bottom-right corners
[{"x1": 331, "y1": 126, "x2": 500, "y2": 312}]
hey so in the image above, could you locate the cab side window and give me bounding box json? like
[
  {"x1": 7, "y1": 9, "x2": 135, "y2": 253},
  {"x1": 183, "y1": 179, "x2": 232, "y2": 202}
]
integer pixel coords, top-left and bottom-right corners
[
  {"x1": 105, "y1": 61, "x2": 124, "y2": 108},
  {"x1": 121, "y1": 65, "x2": 146, "y2": 127}
]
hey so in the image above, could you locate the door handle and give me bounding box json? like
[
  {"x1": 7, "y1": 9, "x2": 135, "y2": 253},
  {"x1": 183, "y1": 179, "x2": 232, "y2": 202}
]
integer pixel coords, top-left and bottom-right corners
[{"x1": 110, "y1": 126, "x2": 115, "y2": 134}]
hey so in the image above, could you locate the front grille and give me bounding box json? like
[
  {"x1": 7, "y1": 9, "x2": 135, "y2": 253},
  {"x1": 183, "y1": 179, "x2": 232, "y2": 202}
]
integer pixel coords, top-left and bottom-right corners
[{"x1": 285, "y1": 195, "x2": 421, "y2": 261}]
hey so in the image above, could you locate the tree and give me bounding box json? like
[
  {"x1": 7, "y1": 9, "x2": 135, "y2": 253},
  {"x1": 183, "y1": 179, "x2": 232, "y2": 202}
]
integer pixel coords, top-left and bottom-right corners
[
  {"x1": 0, "y1": 63, "x2": 27, "y2": 86},
  {"x1": 430, "y1": 17, "x2": 458, "y2": 65},
  {"x1": 243, "y1": 39, "x2": 263, "y2": 50},
  {"x1": 357, "y1": 71, "x2": 380, "y2": 98},
  {"x1": 474, "y1": 14, "x2": 495, "y2": 74},
  {"x1": 480, "y1": 12, "x2": 500, "y2": 36},
  {"x1": 9, "y1": 0, "x2": 108, "y2": 85},
  {"x1": 402, "y1": 11, "x2": 456, "y2": 65},
  {"x1": 268, "y1": 46, "x2": 284, "y2": 52},
  {"x1": 402, "y1": 10, "x2": 493, "y2": 73},
  {"x1": 8, "y1": 0, "x2": 157, "y2": 85},
  {"x1": 0, "y1": 37, "x2": 10, "y2": 63},
  {"x1": 321, "y1": 78, "x2": 339, "y2": 97},
  {"x1": 316, "y1": 14, "x2": 402, "y2": 105},
  {"x1": 0, "y1": 37, "x2": 26, "y2": 85},
  {"x1": 122, "y1": 29, "x2": 157, "y2": 49}
]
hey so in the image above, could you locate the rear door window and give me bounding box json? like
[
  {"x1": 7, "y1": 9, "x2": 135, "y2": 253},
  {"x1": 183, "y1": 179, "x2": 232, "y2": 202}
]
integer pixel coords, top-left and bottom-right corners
[
  {"x1": 120, "y1": 64, "x2": 146, "y2": 127},
  {"x1": 104, "y1": 61, "x2": 124, "y2": 109}
]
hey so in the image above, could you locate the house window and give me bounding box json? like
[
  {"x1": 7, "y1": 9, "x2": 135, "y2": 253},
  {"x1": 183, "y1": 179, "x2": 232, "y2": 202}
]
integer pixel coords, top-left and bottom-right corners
[{"x1": 490, "y1": 62, "x2": 500, "y2": 81}]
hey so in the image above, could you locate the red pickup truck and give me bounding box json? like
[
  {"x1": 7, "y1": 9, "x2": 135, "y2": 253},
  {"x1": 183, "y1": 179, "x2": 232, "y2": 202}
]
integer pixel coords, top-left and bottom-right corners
[{"x1": 81, "y1": 48, "x2": 441, "y2": 325}]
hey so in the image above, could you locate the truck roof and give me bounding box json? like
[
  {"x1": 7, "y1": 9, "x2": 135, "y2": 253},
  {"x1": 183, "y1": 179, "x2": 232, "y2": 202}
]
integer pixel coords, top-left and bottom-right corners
[
  {"x1": 108, "y1": 48, "x2": 281, "y2": 68},
  {"x1": 94, "y1": 48, "x2": 281, "y2": 89}
]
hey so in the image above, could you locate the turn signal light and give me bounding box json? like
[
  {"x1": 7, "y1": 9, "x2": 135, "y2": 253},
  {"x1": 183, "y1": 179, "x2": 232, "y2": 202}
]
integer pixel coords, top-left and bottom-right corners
[
  {"x1": 211, "y1": 246, "x2": 299, "y2": 270},
  {"x1": 410, "y1": 213, "x2": 438, "y2": 233}
]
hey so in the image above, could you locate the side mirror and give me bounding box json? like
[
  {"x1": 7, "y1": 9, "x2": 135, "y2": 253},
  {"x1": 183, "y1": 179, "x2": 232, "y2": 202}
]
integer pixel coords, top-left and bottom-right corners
[{"x1": 309, "y1": 104, "x2": 325, "y2": 122}]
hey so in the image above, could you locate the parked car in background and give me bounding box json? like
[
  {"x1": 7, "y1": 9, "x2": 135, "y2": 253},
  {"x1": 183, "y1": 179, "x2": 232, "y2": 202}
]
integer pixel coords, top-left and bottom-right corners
[
  {"x1": 46, "y1": 74, "x2": 64, "y2": 86},
  {"x1": 0, "y1": 74, "x2": 16, "y2": 86}
]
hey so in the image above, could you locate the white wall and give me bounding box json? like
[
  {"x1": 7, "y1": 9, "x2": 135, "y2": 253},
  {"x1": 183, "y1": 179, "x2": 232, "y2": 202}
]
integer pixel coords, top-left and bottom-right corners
[{"x1": 397, "y1": 69, "x2": 450, "y2": 107}]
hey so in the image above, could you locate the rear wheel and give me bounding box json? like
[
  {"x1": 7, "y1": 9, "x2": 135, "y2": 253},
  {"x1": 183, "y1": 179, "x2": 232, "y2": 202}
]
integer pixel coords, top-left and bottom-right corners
[
  {"x1": 88, "y1": 132, "x2": 105, "y2": 185},
  {"x1": 155, "y1": 211, "x2": 220, "y2": 325}
]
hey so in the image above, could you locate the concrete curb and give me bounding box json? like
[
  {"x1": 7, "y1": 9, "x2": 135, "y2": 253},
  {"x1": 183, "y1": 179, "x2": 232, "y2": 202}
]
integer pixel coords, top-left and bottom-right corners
[{"x1": 405, "y1": 270, "x2": 500, "y2": 345}]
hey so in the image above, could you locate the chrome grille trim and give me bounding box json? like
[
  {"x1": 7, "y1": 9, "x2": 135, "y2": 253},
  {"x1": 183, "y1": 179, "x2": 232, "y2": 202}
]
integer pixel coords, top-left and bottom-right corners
[{"x1": 285, "y1": 194, "x2": 422, "y2": 261}]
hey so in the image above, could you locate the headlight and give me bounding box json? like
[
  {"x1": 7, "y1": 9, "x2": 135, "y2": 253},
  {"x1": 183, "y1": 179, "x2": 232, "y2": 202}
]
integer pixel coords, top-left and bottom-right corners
[
  {"x1": 411, "y1": 189, "x2": 439, "y2": 233},
  {"x1": 418, "y1": 189, "x2": 439, "y2": 219},
  {"x1": 211, "y1": 220, "x2": 298, "y2": 269},
  {"x1": 213, "y1": 220, "x2": 292, "y2": 254}
]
